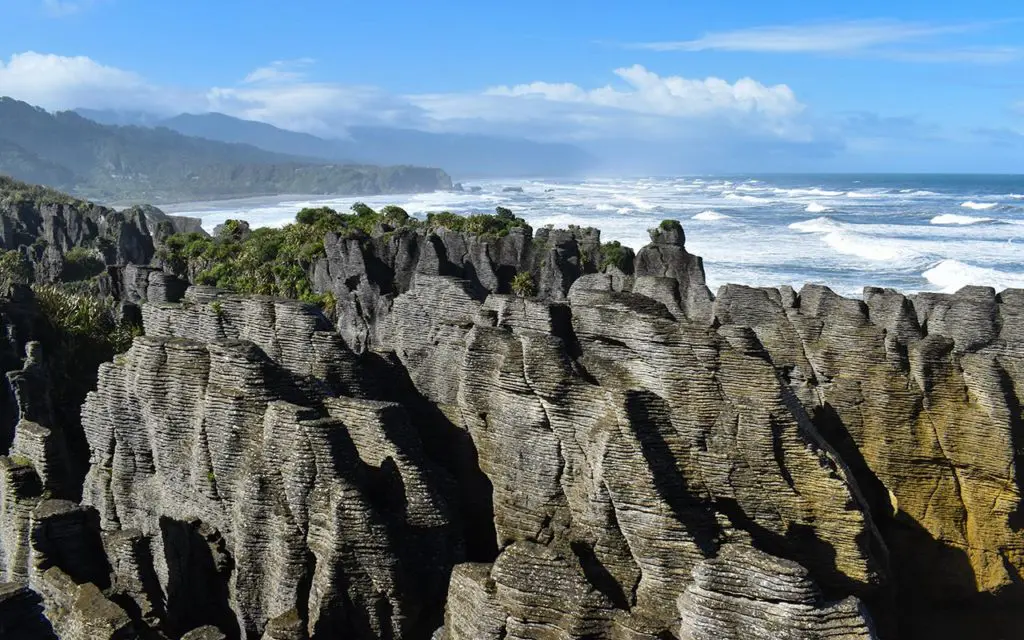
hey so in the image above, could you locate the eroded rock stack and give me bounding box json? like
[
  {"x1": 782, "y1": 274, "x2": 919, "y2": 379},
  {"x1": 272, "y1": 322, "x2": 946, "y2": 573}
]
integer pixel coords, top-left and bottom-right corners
[{"x1": 0, "y1": 217, "x2": 1021, "y2": 639}]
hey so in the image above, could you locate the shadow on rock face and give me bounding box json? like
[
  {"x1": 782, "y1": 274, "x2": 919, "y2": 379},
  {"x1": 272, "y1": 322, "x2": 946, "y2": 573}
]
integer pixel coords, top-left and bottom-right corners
[
  {"x1": 625, "y1": 389, "x2": 721, "y2": 558},
  {"x1": 809, "y1": 403, "x2": 1015, "y2": 640},
  {"x1": 361, "y1": 350, "x2": 499, "y2": 565},
  {"x1": 160, "y1": 517, "x2": 240, "y2": 640}
]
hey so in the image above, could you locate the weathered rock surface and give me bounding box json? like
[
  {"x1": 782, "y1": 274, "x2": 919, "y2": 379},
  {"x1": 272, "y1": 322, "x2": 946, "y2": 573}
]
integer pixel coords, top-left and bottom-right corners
[
  {"x1": 677, "y1": 542, "x2": 876, "y2": 639},
  {"x1": 77, "y1": 327, "x2": 462, "y2": 637},
  {"x1": 0, "y1": 197, "x2": 155, "y2": 283},
  {"x1": 1, "y1": 217, "x2": 1022, "y2": 639}
]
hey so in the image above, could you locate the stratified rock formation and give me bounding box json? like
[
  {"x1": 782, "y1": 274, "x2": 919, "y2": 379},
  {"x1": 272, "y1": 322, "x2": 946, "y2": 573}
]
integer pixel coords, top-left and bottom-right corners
[
  {"x1": 0, "y1": 204, "x2": 1022, "y2": 640},
  {"x1": 676, "y1": 542, "x2": 876, "y2": 639}
]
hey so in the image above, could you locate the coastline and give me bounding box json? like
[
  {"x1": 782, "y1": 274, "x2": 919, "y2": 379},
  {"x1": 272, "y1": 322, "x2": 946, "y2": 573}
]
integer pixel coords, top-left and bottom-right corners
[{"x1": 158, "y1": 174, "x2": 1024, "y2": 298}]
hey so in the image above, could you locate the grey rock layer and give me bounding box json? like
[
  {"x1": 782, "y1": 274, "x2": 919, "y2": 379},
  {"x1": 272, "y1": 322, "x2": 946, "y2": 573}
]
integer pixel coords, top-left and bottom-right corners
[{"x1": 1, "y1": 219, "x2": 1022, "y2": 639}]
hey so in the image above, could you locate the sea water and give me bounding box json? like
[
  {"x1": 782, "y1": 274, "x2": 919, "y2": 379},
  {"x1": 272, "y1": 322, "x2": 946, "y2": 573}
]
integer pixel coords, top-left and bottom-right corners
[{"x1": 164, "y1": 174, "x2": 1024, "y2": 298}]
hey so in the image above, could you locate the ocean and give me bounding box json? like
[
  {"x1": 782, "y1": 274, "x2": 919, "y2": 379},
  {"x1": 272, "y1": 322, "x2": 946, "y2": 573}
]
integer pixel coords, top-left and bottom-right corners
[{"x1": 163, "y1": 174, "x2": 1024, "y2": 298}]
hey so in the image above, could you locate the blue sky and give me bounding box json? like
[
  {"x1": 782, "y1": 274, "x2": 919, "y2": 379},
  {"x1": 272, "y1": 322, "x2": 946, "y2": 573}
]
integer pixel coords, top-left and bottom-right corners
[{"x1": 1, "y1": 0, "x2": 1023, "y2": 172}]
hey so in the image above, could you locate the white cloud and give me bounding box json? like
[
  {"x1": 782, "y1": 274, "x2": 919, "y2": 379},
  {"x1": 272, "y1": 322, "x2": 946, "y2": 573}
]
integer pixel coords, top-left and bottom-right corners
[
  {"x1": 635, "y1": 20, "x2": 974, "y2": 53},
  {"x1": 0, "y1": 52, "x2": 817, "y2": 148},
  {"x1": 630, "y1": 19, "x2": 1018, "y2": 64},
  {"x1": 206, "y1": 82, "x2": 424, "y2": 136},
  {"x1": 879, "y1": 46, "x2": 1023, "y2": 64},
  {"x1": 242, "y1": 58, "x2": 317, "y2": 85},
  {"x1": 485, "y1": 65, "x2": 802, "y2": 119},
  {"x1": 0, "y1": 51, "x2": 191, "y2": 113}
]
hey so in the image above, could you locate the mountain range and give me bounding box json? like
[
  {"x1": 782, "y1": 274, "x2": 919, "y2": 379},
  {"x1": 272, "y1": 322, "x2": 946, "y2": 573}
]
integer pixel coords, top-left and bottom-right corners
[
  {"x1": 77, "y1": 108, "x2": 598, "y2": 178},
  {"x1": 0, "y1": 98, "x2": 452, "y2": 204}
]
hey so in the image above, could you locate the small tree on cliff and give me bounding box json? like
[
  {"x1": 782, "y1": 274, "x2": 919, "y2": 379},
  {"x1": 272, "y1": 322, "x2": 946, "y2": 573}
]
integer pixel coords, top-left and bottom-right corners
[{"x1": 511, "y1": 272, "x2": 535, "y2": 297}]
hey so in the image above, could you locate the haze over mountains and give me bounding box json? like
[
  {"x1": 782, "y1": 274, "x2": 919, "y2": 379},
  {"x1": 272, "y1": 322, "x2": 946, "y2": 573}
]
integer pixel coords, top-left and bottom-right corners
[
  {"x1": 0, "y1": 97, "x2": 596, "y2": 206},
  {"x1": 76, "y1": 108, "x2": 598, "y2": 179},
  {"x1": 0, "y1": 97, "x2": 453, "y2": 203}
]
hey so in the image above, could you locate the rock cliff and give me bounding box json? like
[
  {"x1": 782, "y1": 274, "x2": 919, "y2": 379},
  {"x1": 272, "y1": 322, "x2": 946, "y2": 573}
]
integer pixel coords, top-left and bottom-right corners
[
  {"x1": 0, "y1": 176, "x2": 204, "y2": 287},
  {"x1": 0, "y1": 204, "x2": 1021, "y2": 639}
]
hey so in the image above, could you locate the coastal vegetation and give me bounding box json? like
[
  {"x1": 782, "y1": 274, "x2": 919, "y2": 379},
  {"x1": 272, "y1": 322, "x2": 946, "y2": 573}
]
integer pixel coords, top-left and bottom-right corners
[
  {"x1": 156, "y1": 203, "x2": 530, "y2": 311},
  {"x1": 511, "y1": 271, "x2": 536, "y2": 297},
  {"x1": 62, "y1": 247, "x2": 107, "y2": 281},
  {"x1": 0, "y1": 174, "x2": 90, "y2": 208},
  {"x1": 598, "y1": 240, "x2": 634, "y2": 273},
  {"x1": 0, "y1": 249, "x2": 32, "y2": 289}
]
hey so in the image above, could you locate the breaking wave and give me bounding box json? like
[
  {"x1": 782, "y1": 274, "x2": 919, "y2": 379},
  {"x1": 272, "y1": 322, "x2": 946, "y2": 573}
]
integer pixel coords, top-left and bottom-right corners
[
  {"x1": 960, "y1": 201, "x2": 999, "y2": 210},
  {"x1": 692, "y1": 210, "x2": 730, "y2": 221},
  {"x1": 790, "y1": 217, "x2": 921, "y2": 264},
  {"x1": 923, "y1": 260, "x2": 1024, "y2": 293},
  {"x1": 930, "y1": 214, "x2": 994, "y2": 225}
]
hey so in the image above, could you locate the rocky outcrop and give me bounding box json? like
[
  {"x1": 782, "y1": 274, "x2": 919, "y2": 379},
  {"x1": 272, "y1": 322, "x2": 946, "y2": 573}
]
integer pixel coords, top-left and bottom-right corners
[
  {"x1": 677, "y1": 543, "x2": 876, "y2": 639},
  {"x1": 712, "y1": 282, "x2": 1024, "y2": 635},
  {"x1": 634, "y1": 221, "x2": 713, "y2": 322},
  {"x1": 127, "y1": 204, "x2": 206, "y2": 239},
  {"x1": 313, "y1": 221, "x2": 705, "y2": 353},
  {"x1": 391, "y1": 274, "x2": 882, "y2": 639},
  {"x1": 107, "y1": 264, "x2": 188, "y2": 305},
  {"x1": 1, "y1": 217, "x2": 1023, "y2": 639},
  {"x1": 0, "y1": 192, "x2": 157, "y2": 285},
  {"x1": 77, "y1": 293, "x2": 463, "y2": 638}
]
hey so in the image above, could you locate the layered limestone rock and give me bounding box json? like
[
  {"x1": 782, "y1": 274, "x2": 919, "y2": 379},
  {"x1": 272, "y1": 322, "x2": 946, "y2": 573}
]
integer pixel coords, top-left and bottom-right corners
[
  {"x1": 310, "y1": 219, "x2": 710, "y2": 355},
  {"x1": 713, "y1": 282, "x2": 1024, "y2": 634},
  {"x1": 394, "y1": 274, "x2": 883, "y2": 639},
  {"x1": 633, "y1": 220, "x2": 714, "y2": 323},
  {"x1": 0, "y1": 198, "x2": 157, "y2": 283},
  {"x1": 677, "y1": 543, "x2": 876, "y2": 639},
  {"x1": 1, "y1": 217, "x2": 1022, "y2": 639},
  {"x1": 78, "y1": 296, "x2": 464, "y2": 638}
]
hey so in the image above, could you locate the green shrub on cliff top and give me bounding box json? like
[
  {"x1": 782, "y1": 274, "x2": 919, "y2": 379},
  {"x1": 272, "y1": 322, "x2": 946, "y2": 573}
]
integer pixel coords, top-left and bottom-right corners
[
  {"x1": 31, "y1": 284, "x2": 142, "y2": 430},
  {"x1": 0, "y1": 250, "x2": 33, "y2": 288},
  {"x1": 425, "y1": 206, "x2": 527, "y2": 238},
  {"x1": 0, "y1": 175, "x2": 90, "y2": 208},
  {"x1": 599, "y1": 241, "x2": 634, "y2": 274},
  {"x1": 159, "y1": 204, "x2": 527, "y2": 311},
  {"x1": 32, "y1": 285, "x2": 138, "y2": 354},
  {"x1": 159, "y1": 203, "x2": 418, "y2": 313},
  {"x1": 511, "y1": 271, "x2": 535, "y2": 297},
  {"x1": 63, "y1": 247, "x2": 106, "y2": 282}
]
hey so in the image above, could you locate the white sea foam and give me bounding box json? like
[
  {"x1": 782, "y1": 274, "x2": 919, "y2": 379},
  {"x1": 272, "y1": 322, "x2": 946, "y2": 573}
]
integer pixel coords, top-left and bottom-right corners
[
  {"x1": 901, "y1": 189, "x2": 940, "y2": 196},
  {"x1": 930, "y1": 214, "x2": 994, "y2": 225},
  {"x1": 846, "y1": 190, "x2": 884, "y2": 199},
  {"x1": 625, "y1": 196, "x2": 656, "y2": 211},
  {"x1": 923, "y1": 260, "x2": 1024, "y2": 293},
  {"x1": 789, "y1": 217, "x2": 842, "y2": 233},
  {"x1": 774, "y1": 188, "x2": 844, "y2": 197},
  {"x1": 805, "y1": 203, "x2": 831, "y2": 213},
  {"x1": 725, "y1": 193, "x2": 772, "y2": 203},
  {"x1": 790, "y1": 217, "x2": 920, "y2": 264},
  {"x1": 692, "y1": 210, "x2": 730, "y2": 221},
  {"x1": 820, "y1": 232, "x2": 917, "y2": 263},
  {"x1": 960, "y1": 201, "x2": 999, "y2": 210}
]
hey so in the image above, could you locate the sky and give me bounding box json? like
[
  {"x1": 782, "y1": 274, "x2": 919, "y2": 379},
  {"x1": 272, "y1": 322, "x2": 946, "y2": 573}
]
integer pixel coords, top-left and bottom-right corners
[{"x1": 0, "y1": 0, "x2": 1023, "y2": 173}]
